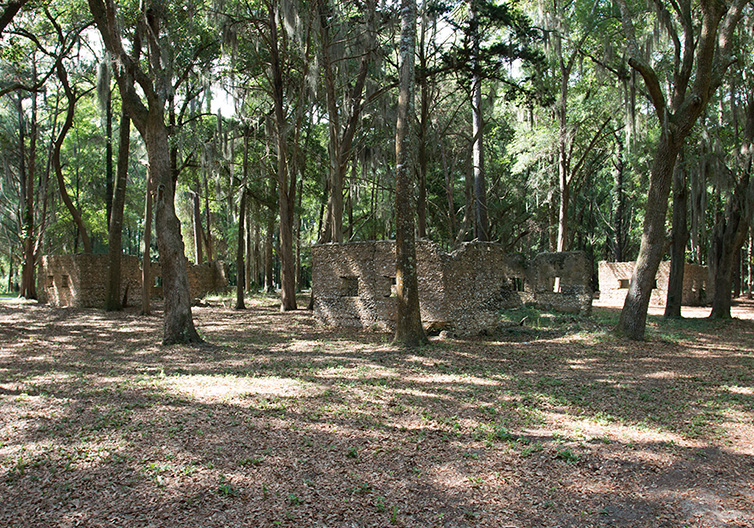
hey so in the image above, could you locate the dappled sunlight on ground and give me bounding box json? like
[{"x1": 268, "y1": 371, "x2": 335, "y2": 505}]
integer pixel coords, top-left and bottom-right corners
[{"x1": 0, "y1": 295, "x2": 752, "y2": 527}]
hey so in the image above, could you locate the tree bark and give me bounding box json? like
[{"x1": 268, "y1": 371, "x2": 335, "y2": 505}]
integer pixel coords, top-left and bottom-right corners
[
  {"x1": 269, "y1": 1, "x2": 297, "y2": 311},
  {"x1": 618, "y1": 137, "x2": 681, "y2": 338},
  {"x1": 709, "y1": 94, "x2": 754, "y2": 318},
  {"x1": 19, "y1": 86, "x2": 37, "y2": 299},
  {"x1": 105, "y1": 86, "x2": 113, "y2": 227},
  {"x1": 192, "y1": 190, "x2": 203, "y2": 264},
  {"x1": 106, "y1": 75, "x2": 134, "y2": 310},
  {"x1": 612, "y1": 131, "x2": 625, "y2": 261},
  {"x1": 318, "y1": 0, "x2": 373, "y2": 244},
  {"x1": 54, "y1": 61, "x2": 92, "y2": 254},
  {"x1": 265, "y1": 193, "x2": 275, "y2": 294},
  {"x1": 147, "y1": 112, "x2": 202, "y2": 343},
  {"x1": 89, "y1": 0, "x2": 201, "y2": 344},
  {"x1": 664, "y1": 159, "x2": 688, "y2": 317},
  {"x1": 234, "y1": 187, "x2": 247, "y2": 310},
  {"x1": 394, "y1": 0, "x2": 427, "y2": 347},
  {"x1": 234, "y1": 132, "x2": 249, "y2": 310},
  {"x1": 616, "y1": 0, "x2": 746, "y2": 339},
  {"x1": 203, "y1": 173, "x2": 213, "y2": 262},
  {"x1": 0, "y1": 0, "x2": 28, "y2": 34},
  {"x1": 141, "y1": 179, "x2": 152, "y2": 316}
]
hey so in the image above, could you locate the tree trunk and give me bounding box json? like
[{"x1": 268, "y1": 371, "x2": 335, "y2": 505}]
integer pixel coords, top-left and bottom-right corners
[
  {"x1": 234, "y1": 187, "x2": 247, "y2": 310},
  {"x1": 192, "y1": 190, "x2": 203, "y2": 264},
  {"x1": 235, "y1": 131, "x2": 249, "y2": 309},
  {"x1": 146, "y1": 113, "x2": 202, "y2": 344},
  {"x1": 748, "y1": 234, "x2": 753, "y2": 299},
  {"x1": 106, "y1": 94, "x2": 132, "y2": 310},
  {"x1": 471, "y1": 72, "x2": 488, "y2": 241},
  {"x1": 141, "y1": 179, "x2": 152, "y2": 316},
  {"x1": 203, "y1": 173, "x2": 213, "y2": 262},
  {"x1": 89, "y1": 0, "x2": 201, "y2": 345},
  {"x1": 269, "y1": 2, "x2": 297, "y2": 311},
  {"x1": 613, "y1": 132, "x2": 625, "y2": 261},
  {"x1": 245, "y1": 201, "x2": 253, "y2": 292},
  {"x1": 295, "y1": 175, "x2": 303, "y2": 291},
  {"x1": 664, "y1": 159, "x2": 688, "y2": 317},
  {"x1": 265, "y1": 200, "x2": 275, "y2": 294},
  {"x1": 416, "y1": 9, "x2": 429, "y2": 239},
  {"x1": 709, "y1": 216, "x2": 748, "y2": 318},
  {"x1": 318, "y1": 0, "x2": 372, "y2": 244},
  {"x1": 105, "y1": 86, "x2": 113, "y2": 226},
  {"x1": 394, "y1": 0, "x2": 427, "y2": 347},
  {"x1": 615, "y1": 0, "x2": 746, "y2": 339},
  {"x1": 54, "y1": 62, "x2": 92, "y2": 254},
  {"x1": 618, "y1": 138, "x2": 680, "y2": 339}
]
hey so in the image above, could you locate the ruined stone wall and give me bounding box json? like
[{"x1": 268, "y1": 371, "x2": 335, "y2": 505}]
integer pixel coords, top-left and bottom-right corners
[
  {"x1": 682, "y1": 264, "x2": 712, "y2": 305},
  {"x1": 187, "y1": 261, "x2": 229, "y2": 299},
  {"x1": 598, "y1": 261, "x2": 711, "y2": 306},
  {"x1": 40, "y1": 255, "x2": 228, "y2": 308},
  {"x1": 531, "y1": 252, "x2": 593, "y2": 314},
  {"x1": 40, "y1": 255, "x2": 141, "y2": 308},
  {"x1": 442, "y1": 243, "x2": 531, "y2": 333},
  {"x1": 313, "y1": 241, "x2": 594, "y2": 334},
  {"x1": 312, "y1": 241, "x2": 399, "y2": 330}
]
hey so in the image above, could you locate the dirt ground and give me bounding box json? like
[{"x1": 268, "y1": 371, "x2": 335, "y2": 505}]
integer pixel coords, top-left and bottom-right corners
[{"x1": 0, "y1": 295, "x2": 752, "y2": 527}]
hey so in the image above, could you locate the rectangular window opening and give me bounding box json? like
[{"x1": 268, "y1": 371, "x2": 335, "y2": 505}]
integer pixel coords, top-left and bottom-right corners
[
  {"x1": 47, "y1": 275, "x2": 54, "y2": 288},
  {"x1": 618, "y1": 279, "x2": 630, "y2": 289},
  {"x1": 512, "y1": 277, "x2": 525, "y2": 292},
  {"x1": 340, "y1": 276, "x2": 359, "y2": 297},
  {"x1": 384, "y1": 277, "x2": 396, "y2": 297},
  {"x1": 553, "y1": 276, "x2": 562, "y2": 293},
  {"x1": 61, "y1": 275, "x2": 69, "y2": 289}
]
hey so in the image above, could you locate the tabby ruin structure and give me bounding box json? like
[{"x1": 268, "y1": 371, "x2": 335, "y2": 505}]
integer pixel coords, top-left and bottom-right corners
[
  {"x1": 39, "y1": 254, "x2": 228, "y2": 308},
  {"x1": 598, "y1": 261, "x2": 711, "y2": 306},
  {"x1": 312, "y1": 241, "x2": 593, "y2": 335}
]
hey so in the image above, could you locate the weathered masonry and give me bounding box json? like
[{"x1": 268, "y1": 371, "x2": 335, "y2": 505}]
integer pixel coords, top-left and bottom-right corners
[
  {"x1": 597, "y1": 261, "x2": 711, "y2": 306},
  {"x1": 312, "y1": 241, "x2": 593, "y2": 335},
  {"x1": 39, "y1": 254, "x2": 228, "y2": 308}
]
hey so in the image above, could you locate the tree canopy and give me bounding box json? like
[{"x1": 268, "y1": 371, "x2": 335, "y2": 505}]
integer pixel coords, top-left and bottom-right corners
[{"x1": 2, "y1": 0, "x2": 753, "y2": 341}]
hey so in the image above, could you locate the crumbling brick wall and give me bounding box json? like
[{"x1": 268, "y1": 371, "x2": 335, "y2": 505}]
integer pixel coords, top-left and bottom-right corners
[
  {"x1": 597, "y1": 261, "x2": 711, "y2": 306},
  {"x1": 312, "y1": 241, "x2": 593, "y2": 334},
  {"x1": 39, "y1": 255, "x2": 228, "y2": 308}
]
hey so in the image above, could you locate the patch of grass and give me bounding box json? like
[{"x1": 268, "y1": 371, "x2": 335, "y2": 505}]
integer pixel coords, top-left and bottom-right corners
[
  {"x1": 238, "y1": 456, "x2": 265, "y2": 467},
  {"x1": 554, "y1": 448, "x2": 581, "y2": 463},
  {"x1": 286, "y1": 492, "x2": 301, "y2": 505},
  {"x1": 519, "y1": 442, "x2": 543, "y2": 458}
]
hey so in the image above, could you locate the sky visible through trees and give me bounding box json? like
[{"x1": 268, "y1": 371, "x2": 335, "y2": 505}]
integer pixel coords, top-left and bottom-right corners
[{"x1": 1, "y1": 0, "x2": 753, "y2": 341}]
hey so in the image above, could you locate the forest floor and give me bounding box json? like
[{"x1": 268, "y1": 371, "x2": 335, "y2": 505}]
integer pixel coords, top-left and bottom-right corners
[{"x1": 0, "y1": 294, "x2": 753, "y2": 528}]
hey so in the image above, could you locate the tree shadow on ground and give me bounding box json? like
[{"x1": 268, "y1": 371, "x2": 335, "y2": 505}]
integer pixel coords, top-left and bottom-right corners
[{"x1": 0, "y1": 299, "x2": 752, "y2": 527}]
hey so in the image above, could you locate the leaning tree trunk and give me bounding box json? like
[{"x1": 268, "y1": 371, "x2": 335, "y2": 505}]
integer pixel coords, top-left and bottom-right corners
[
  {"x1": 145, "y1": 113, "x2": 202, "y2": 344},
  {"x1": 618, "y1": 138, "x2": 681, "y2": 339},
  {"x1": 88, "y1": 0, "x2": 201, "y2": 345},
  {"x1": 394, "y1": 0, "x2": 427, "y2": 347},
  {"x1": 615, "y1": 0, "x2": 747, "y2": 339}
]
